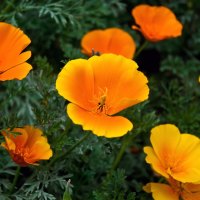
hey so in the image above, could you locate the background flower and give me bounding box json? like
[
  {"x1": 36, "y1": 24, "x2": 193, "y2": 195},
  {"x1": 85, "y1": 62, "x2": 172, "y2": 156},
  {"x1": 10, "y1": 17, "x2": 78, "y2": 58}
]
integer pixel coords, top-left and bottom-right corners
[
  {"x1": 144, "y1": 178, "x2": 200, "y2": 200},
  {"x1": 131, "y1": 4, "x2": 183, "y2": 42},
  {"x1": 56, "y1": 53, "x2": 149, "y2": 138},
  {"x1": 0, "y1": 22, "x2": 32, "y2": 81},
  {"x1": 144, "y1": 124, "x2": 200, "y2": 183},
  {"x1": 1, "y1": 126, "x2": 53, "y2": 166},
  {"x1": 81, "y1": 28, "x2": 136, "y2": 59}
]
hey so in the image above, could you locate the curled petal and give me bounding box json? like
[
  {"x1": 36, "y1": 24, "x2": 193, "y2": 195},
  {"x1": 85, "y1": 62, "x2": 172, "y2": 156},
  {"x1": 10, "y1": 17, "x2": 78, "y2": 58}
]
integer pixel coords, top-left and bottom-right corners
[{"x1": 67, "y1": 103, "x2": 133, "y2": 138}]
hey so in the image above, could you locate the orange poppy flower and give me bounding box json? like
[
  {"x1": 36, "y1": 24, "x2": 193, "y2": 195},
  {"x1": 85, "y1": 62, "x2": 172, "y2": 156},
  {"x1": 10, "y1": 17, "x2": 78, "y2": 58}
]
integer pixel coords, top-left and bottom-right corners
[
  {"x1": 81, "y1": 28, "x2": 136, "y2": 59},
  {"x1": 144, "y1": 124, "x2": 200, "y2": 183},
  {"x1": 0, "y1": 22, "x2": 32, "y2": 81},
  {"x1": 144, "y1": 177, "x2": 200, "y2": 200},
  {"x1": 131, "y1": 4, "x2": 183, "y2": 42},
  {"x1": 56, "y1": 53, "x2": 149, "y2": 138},
  {"x1": 1, "y1": 126, "x2": 53, "y2": 166}
]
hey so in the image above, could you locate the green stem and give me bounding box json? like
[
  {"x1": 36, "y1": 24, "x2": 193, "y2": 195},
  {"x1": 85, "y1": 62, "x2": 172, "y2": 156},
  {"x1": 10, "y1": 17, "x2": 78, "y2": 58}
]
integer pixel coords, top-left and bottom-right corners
[
  {"x1": 9, "y1": 166, "x2": 20, "y2": 195},
  {"x1": 110, "y1": 130, "x2": 140, "y2": 172},
  {"x1": 111, "y1": 136, "x2": 129, "y2": 171},
  {"x1": 49, "y1": 132, "x2": 90, "y2": 167},
  {"x1": 134, "y1": 40, "x2": 149, "y2": 59}
]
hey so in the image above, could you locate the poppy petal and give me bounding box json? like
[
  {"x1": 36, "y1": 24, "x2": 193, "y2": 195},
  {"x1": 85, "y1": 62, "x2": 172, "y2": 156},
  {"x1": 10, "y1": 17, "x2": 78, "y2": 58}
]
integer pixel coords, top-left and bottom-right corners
[
  {"x1": 171, "y1": 133, "x2": 200, "y2": 182},
  {"x1": 0, "y1": 23, "x2": 30, "y2": 55},
  {"x1": 150, "y1": 124, "x2": 181, "y2": 161},
  {"x1": 143, "y1": 183, "x2": 179, "y2": 200},
  {"x1": 1, "y1": 137, "x2": 16, "y2": 151},
  {"x1": 0, "y1": 22, "x2": 31, "y2": 72},
  {"x1": 67, "y1": 103, "x2": 133, "y2": 138},
  {"x1": 88, "y1": 54, "x2": 149, "y2": 115},
  {"x1": 23, "y1": 126, "x2": 45, "y2": 148},
  {"x1": 0, "y1": 62, "x2": 32, "y2": 81},
  {"x1": 56, "y1": 58, "x2": 95, "y2": 111},
  {"x1": 28, "y1": 141, "x2": 53, "y2": 163},
  {"x1": 144, "y1": 147, "x2": 168, "y2": 178},
  {"x1": 81, "y1": 28, "x2": 136, "y2": 59},
  {"x1": 8, "y1": 128, "x2": 28, "y2": 148}
]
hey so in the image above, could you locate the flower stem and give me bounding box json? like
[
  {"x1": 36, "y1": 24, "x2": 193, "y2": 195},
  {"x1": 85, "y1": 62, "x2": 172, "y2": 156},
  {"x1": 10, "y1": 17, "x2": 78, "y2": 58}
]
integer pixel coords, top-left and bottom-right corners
[
  {"x1": 9, "y1": 165, "x2": 20, "y2": 195},
  {"x1": 49, "y1": 132, "x2": 90, "y2": 167},
  {"x1": 134, "y1": 40, "x2": 149, "y2": 59},
  {"x1": 110, "y1": 130, "x2": 140, "y2": 172}
]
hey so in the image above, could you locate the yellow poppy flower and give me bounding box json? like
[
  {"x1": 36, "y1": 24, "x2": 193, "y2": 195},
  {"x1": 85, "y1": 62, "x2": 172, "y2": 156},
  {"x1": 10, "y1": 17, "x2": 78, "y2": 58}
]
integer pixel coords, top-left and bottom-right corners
[
  {"x1": 0, "y1": 22, "x2": 32, "y2": 81},
  {"x1": 144, "y1": 177, "x2": 200, "y2": 200},
  {"x1": 56, "y1": 54, "x2": 149, "y2": 138},
  {"x1": 1, "y1": 126, "x2": 53, "y2": 166},
  {"x1": 81, "y1": 28, "x2": 136, "y2": 59},
  {"x1": 144, "y1": 124, "x2": 200, "y2": 183},
  {"x1": 131, "y1": 4, "x2": 183, "y2": 42}
]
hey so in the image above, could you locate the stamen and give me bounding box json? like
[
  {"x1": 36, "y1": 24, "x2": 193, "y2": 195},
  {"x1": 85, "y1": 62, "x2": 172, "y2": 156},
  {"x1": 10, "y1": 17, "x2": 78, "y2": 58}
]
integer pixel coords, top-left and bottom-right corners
[{"x1": 92, "y1": 87, "x2": 109, "y2": 114}]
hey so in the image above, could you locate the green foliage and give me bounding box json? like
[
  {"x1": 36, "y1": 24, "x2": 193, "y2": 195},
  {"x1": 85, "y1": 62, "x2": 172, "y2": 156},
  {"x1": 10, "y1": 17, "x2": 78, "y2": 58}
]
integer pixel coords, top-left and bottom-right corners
[
  {"x1": 92, "y1": 170, "x2": 136, "y2": 200},
  {"x1": 0, "y1": 0, "x2": 200, "y2": 199}
]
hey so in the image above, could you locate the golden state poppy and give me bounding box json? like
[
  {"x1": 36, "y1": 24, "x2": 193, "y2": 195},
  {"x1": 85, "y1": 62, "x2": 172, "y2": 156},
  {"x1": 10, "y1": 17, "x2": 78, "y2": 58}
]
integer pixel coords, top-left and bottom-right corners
[
  {"x1": 0, "y1": 22, "x2": 32, "y2": 81},
  {"x1": 56, "y1": 54, "x2": 149, "y2": 138},
  {"x1": 81, "y1": 28, "x2": 136, "y2": 59},
  {"x1": 144, "y1": 124, "x2": 200, "y2": 183},
  {"x1": 144, "y1": 177, "x2": 200, "y2": 200},
  {"x1": 1, "y1": 126, "x2": 53, "y2": 166},
  {"x1": 131, "y1": 4, "x2": 183, "y2": 42}
]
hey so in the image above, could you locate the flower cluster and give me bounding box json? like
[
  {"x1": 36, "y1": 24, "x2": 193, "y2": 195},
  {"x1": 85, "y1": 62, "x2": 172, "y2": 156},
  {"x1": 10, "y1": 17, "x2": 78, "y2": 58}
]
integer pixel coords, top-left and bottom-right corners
[
  {"x1": 144, "y1": 124, "x2": 200, "y2": 199},
  {"x1": 56, "y1": 4, "x2": 183, "y2": 138},
  {"x1": 1, "y1": 2, "x2": 196, "y2": 199}
]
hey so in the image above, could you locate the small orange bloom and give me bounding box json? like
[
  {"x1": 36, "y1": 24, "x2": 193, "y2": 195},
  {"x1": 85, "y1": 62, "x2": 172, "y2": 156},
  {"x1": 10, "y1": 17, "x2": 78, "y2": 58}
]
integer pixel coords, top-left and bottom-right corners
[
  {"x1": 56, "y1": 54, "x2": 149, "y2": 138},
  {"x1": 0, "y1": 22, "x2": 32, "y2": 81},
  {"x1": 131, "y1": 4, "x2": 183, "y2": 42},
  {"x1": 1, "y1": 126, "x2": 53, "y2": 166},
  {"x1": 144, "y1": 124, "x2": 200, "y2": 183},
  {"x1": 144, "y1": 177, "x2": 200, "y2": 200},
  {"x1": 81, "y1": 28, "x2": 136, "y2": 59}
]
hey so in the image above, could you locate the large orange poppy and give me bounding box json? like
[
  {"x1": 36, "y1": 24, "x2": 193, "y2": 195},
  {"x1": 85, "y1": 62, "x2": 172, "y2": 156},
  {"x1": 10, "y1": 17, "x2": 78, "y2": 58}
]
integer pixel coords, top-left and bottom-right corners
[
  {"x1": 0, "y1": 22, "x2": 32, "y2": 81},
  {"x1": 1, "y1": 126, "x2": 53, "y2": 166},
  {"x1": 81, "y1": 28, "x2": 136, "y2": 59},
  {"x1": 131, "y1": 4, "x2": 183, "y2": 42},
  {"x1": 56, "y1": 54, "x2": 149, "y2": 138}
]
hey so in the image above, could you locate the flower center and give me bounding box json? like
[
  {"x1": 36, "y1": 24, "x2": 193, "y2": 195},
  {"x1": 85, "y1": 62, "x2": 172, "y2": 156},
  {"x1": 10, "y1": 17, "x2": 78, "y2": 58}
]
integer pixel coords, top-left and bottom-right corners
[
  {"x1": 91, "y1": 48, "x2": 101, "y2": 56},
  {"x1": 93, "y1": 87, "x2": 109, "y2": 114},
  {"x1": 11, "y1": 147, "x2": 30, "y2": 166}
]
